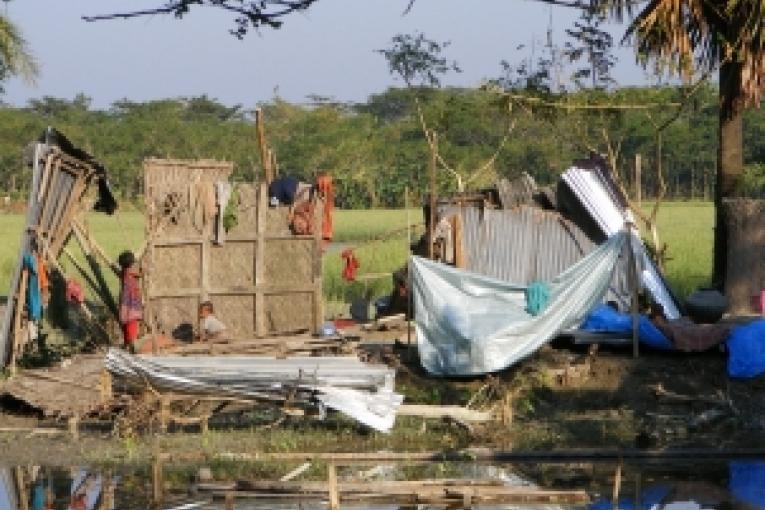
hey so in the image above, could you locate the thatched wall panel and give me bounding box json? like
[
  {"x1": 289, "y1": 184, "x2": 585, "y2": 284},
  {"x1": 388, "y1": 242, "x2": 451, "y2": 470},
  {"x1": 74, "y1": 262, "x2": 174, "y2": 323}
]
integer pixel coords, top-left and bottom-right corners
[
  {"x1": 210, "y1": 294, "x2": 255, "y2": 339},
  {"x1": 265, "y1": 240, "x2": 314, "y2": 286},
  {"x1": 210, "y1": 242, "x2": 255, "y2": 288},
  {"x1": 264, "y1": 293, "x2": 313, "y2": 334},
  {"x1": 149, "y1": 245, "x2": 201, "y2": 294}
]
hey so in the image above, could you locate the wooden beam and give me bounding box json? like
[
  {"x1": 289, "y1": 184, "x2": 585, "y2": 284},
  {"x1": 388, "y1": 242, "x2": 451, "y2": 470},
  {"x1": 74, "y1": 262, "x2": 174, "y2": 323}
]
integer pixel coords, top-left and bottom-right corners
[
  {"x1": 70, "y1": 222, "x2": 119, "y2": 318},
  {"x1": 72, "y1": 220, "x2": 119, "y2": 275}
]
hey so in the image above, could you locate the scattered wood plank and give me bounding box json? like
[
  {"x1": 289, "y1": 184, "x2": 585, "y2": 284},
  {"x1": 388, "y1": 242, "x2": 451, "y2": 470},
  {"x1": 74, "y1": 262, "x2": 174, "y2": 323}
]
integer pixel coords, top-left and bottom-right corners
[
  {"x1": 183, "y1": 447, "x2": 765, "y2": 465},
  {"x1": 650, "y1": 383, "x2": 728, "y2": 407},
  {"x1": 203, "y1": 479, "x2": 589, "y2": 505},
  {"x1": 280, "y1": 462, "x2": 311, "y2": 482},
  {"x1": 397, "y1": 404, "x2": 493, "y2": 422}
]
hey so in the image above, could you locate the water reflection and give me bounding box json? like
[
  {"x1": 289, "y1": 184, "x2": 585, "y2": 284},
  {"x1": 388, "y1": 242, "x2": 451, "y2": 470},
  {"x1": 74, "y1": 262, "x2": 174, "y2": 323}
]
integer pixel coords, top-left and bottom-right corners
[{"x1": 0, "y1": 461, "x2": 762, "y2": 510}]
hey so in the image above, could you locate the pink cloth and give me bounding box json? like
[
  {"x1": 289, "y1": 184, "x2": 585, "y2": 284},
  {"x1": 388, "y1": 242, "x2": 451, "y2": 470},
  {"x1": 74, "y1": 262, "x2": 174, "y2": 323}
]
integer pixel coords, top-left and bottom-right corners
[{"x1": 119, "y1": 269, "x2": 143, "y2": 324}]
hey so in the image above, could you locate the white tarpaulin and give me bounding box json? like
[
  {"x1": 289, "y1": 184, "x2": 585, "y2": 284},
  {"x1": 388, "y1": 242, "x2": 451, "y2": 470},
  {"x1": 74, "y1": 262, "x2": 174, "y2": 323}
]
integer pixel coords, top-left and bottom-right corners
[{"x1": 413, "y1": 232, "x2": 629, "y2": 376}]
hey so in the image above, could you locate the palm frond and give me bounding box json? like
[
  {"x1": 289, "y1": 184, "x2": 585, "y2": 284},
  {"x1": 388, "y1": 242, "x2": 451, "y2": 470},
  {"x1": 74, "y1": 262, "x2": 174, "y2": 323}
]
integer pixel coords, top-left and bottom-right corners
[
  {"x1": 614, "y1": 0, "x2": 763, "y2": 106},
  {"x1": 0, "y1": 14, "x2": 39, "y2": 84}
]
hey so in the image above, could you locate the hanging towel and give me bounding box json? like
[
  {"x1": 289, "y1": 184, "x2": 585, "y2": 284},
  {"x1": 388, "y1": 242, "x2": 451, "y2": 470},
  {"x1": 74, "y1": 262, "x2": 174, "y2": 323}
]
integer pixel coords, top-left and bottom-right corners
[
  {"x1": 23, "y1": 253, "x2": 42, "y2": 322},
  {"x1": 525, "y1": 281, "x2": 551, "y2": 316}
]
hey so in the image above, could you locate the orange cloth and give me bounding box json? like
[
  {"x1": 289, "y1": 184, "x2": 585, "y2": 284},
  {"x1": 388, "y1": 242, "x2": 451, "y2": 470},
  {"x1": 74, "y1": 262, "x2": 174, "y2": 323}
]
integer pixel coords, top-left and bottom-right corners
[
  {"x1": 341, "y1": 249, "x2": 359, "y2": 281},
  {"x1": 317, "y1": 174, "x2": 334, "y2": 241},
  {"x1": 35, "y1": 253, "x2": 48, "y2": 294}
]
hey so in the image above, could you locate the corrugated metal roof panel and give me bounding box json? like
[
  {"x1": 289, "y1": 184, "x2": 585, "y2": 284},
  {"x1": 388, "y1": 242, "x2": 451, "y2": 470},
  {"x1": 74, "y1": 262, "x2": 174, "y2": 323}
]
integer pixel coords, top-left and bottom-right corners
[{"x1": 436, "y1": 203, "x2": 632, "y2": 308}]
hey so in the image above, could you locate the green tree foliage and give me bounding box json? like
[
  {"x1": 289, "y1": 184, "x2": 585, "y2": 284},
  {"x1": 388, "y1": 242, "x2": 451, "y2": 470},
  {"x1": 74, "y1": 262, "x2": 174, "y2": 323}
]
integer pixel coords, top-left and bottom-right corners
[
  {"x1": 376, "y1": 32, "x2": 461, "y2": 88},
  {"x1": 0, "y1": 87, "x2": 762, "y2": 205},
  {"x1": 564, "y1": 6, "x2": 616, "y2": 89}
]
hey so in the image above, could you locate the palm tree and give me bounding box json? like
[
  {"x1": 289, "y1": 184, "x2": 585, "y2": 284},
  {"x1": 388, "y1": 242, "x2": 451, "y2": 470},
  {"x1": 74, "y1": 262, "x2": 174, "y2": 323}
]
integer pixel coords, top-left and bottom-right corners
[
  {"x1": 0, "y1": 13, "x2": 38, "y2": 89},
  {"x1": 602, "y1": 0, "x2": 763, "y2": 287}
]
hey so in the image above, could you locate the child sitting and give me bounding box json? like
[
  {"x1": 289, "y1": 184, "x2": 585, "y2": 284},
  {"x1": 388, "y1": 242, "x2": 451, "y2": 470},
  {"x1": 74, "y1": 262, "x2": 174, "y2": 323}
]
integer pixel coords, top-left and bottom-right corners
[{"x1": 198, "y1": 301, "x2": 227, "y2": 342}]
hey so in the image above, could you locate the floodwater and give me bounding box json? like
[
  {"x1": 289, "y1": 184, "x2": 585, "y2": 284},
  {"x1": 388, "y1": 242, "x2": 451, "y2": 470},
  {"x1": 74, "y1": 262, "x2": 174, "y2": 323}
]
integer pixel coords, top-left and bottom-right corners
[{"x1": 1, "y1": 459, "x2": 763, "y2": 510}]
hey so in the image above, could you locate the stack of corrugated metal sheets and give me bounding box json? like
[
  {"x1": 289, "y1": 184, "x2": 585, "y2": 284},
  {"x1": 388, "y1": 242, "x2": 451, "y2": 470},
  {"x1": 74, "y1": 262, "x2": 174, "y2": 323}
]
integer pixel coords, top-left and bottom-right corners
[{"x1": 105, "y1": 349, "x2": 403, "y2": 432}]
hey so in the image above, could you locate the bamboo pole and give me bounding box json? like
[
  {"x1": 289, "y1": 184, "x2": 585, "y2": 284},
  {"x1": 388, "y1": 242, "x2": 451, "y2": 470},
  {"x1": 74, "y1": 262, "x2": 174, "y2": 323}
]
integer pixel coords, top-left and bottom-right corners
[
  {"x1": 72, "y1": 220, "x2": 119, "y2": 275},
  {"x1": 626, "y1": 227, "x2": 640, "y2": 359},
  {"x1": 428, "y1": 131, "x2": 437, "y2": 260},
  {"x1": 634, "y1": 153, "x2": 642, "y2": 207},
  {"x1": 70, "y1": 222, "x2": 118, "y2": 317}
]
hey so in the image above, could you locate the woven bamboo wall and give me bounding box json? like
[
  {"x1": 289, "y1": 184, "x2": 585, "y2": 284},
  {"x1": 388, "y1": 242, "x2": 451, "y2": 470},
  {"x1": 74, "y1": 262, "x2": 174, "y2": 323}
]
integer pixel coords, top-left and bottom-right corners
[{"x1": 143, "y1": 159, "x2": 323, "y2": 342}]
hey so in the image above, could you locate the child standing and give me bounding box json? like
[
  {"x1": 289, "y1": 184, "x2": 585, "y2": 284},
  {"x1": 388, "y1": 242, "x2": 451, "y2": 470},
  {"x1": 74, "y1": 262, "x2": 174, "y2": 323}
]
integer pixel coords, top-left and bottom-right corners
[{"x1": 118, "y1": 251, "x2": 142, "y2": 350}]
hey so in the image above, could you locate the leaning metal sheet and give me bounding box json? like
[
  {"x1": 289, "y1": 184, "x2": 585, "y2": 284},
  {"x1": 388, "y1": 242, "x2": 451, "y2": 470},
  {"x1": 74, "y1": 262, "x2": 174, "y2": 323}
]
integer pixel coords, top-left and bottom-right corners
[{"x1": 561, "y1": 167, "x2": 681, "y2": 319}]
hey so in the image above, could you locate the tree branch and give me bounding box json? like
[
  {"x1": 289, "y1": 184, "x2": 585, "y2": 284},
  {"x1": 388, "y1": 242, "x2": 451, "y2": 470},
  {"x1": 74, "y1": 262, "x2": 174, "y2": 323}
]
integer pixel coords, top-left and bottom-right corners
[{"x1": 82, "y1": 1, "x2": 318, "y2": 33}]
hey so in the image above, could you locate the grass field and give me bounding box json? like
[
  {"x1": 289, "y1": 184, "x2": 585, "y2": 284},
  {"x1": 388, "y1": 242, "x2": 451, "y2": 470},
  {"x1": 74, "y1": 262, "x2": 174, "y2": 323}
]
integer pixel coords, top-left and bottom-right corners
[{"x1": 0, "y1": 203, "x2": 714, "y2": 309}]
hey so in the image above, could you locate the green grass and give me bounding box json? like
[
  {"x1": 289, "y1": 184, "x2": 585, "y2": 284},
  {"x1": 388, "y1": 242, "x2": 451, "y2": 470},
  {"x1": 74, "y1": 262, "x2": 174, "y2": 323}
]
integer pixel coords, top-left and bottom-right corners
[
  {"x1": 641, "y1": 201, "x2": 714, "y2": 299},
  {"x1": 0, "y1": 211, "x2": 145, "y2": 299},
  {"x1": 332, "y1": 208, "x2": 422, "y2": 242},
  {"x1": 1, "y1": 203, "x2": 714, "y2": 308}
]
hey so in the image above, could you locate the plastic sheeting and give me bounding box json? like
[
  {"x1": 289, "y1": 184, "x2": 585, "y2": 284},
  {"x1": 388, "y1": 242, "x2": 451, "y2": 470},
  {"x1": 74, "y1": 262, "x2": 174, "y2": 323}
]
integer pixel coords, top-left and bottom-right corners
[
  {"x1": 727, "y1": 320, "x2": 765, "y2": 378},
  {"x1": 413, "y1": 232, "x2": 628, "y2": 376},
  {"x1": 581, "y1": 304, "x2": 674, "y2": 350}
]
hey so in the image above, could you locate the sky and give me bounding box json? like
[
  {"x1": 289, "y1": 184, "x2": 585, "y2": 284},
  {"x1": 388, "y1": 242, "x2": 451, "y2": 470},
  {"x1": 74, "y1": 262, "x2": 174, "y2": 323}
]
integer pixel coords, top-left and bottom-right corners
[{"x1": 1, "y1": 0, "x2": 655, "y2": 109}]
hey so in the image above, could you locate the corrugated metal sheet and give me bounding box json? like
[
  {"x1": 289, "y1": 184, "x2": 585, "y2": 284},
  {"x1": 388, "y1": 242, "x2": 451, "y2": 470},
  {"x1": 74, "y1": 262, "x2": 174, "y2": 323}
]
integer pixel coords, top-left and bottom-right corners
[
  {"x1": 561, "y1": 166, "x2": 681, "y2": 319},
  {"x1": 438, "y1": 204, "x2": 632, "y2": 309}
]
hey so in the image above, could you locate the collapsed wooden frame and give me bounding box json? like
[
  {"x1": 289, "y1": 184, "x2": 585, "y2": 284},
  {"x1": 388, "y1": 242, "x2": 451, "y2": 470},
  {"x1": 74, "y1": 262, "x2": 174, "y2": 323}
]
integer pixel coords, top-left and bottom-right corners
[{"x1": 0, "y1": 141, "x2": 118, "y2": 370}]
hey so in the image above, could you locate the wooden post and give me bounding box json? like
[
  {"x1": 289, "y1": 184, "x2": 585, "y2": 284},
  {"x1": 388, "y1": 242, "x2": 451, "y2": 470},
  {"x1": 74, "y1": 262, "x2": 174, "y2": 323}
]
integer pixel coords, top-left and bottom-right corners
[
  {"x1": 152, "y1": 456, "x2": 164, "y2": 504},
  {"x1": 10, "y1": 269, "x2": 29, "y2": 375},
  {"x1": 266, "y1": 149, "x2": 275, "y2": 183},
  {"x1": 328, "y1": 462, "x2": 340, "y2": 510},
  {"x1": 256, "y1": 108, "x2": 273, "y2": 185},
  {"x1": 626, "y1": 227, "x2": 640, "y2": 359},
  {"x1": 405, "y1": 185, "x2": 412, "y2": 354},
  {"x1": 68, "y1": 416, "x2": 79, "y2": 440},
  {"x1": 255, "y1": 183, "x2": 267, "y2": 337},
  {"x1": 428, "y1": 131, "x2": 437, "y2": 260},
  {"x1": 634, "y1": 153, "x2": 642, "y2": 207},
  {"x1": 453, "y1": 213, "x2": 465, "y2": 268},
  {"x1": 13, "y1": 467, "x2": 29, "y2": 510},
  {"x1": 224, "y1": 492, "x2": 235, "y2": 510},
  {"x1": 611, "y1": 461, "x2": 622, "y2": 510},
  {"x1": 271, "y1": 150, "x2": 279, "y2": 178}
]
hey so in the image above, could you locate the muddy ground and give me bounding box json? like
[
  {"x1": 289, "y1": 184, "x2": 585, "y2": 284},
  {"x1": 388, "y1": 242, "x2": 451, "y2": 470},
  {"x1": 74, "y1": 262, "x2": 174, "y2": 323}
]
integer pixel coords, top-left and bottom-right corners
[{"x1": 1, "y1": 334, "x2": 764, "y2": 465}]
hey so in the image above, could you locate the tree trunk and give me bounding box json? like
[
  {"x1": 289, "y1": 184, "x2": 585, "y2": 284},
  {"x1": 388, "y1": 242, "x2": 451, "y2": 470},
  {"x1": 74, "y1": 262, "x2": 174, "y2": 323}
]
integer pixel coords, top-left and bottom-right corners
[
  {"x1": 713, "y1": 61, "x2": 745, "y2": 288},
  {"x1": 722, "y1": 199, "x2": 765, "y2": 314}
]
